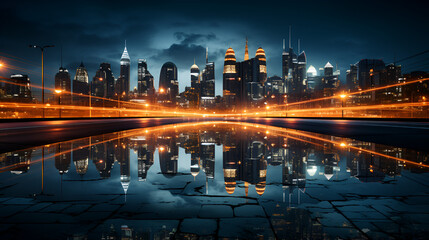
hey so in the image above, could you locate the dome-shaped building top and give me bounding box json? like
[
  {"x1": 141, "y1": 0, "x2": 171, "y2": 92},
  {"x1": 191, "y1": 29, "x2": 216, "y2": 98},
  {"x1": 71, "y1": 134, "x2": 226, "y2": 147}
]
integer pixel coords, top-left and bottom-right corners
[
  {"x1": 307, "y1": 65, "x2": 317, "y2": 77},
  {"x1": 255, "y1": 47, "x2": 266, "y2": 60}
]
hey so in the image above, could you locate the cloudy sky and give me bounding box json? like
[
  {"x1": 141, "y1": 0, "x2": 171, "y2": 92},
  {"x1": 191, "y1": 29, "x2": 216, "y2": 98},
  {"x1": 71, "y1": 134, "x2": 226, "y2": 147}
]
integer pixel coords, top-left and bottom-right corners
[{"x1": 1, "y1": 0, "x2": 427, "y2": 97}]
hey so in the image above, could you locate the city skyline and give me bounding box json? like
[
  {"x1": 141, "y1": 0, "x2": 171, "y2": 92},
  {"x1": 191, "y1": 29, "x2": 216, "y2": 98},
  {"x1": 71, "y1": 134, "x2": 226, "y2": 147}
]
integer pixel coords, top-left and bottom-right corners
[{"x1": 1, "y1": 0, "x2": 428, "y2": 97}]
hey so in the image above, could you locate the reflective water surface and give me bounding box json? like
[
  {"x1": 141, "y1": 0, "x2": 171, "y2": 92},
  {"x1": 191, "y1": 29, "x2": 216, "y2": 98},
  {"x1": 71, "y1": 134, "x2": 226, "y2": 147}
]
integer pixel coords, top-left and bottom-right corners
[{"x1": 1, "y1": 121, "x2": 429, "y2": 239}]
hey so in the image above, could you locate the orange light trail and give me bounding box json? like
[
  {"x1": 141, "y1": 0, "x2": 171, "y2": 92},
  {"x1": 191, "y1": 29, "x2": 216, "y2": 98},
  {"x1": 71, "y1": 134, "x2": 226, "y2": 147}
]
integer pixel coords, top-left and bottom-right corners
[{"x1": 269, "y1": 77, "x2": 429, "y2": 109}]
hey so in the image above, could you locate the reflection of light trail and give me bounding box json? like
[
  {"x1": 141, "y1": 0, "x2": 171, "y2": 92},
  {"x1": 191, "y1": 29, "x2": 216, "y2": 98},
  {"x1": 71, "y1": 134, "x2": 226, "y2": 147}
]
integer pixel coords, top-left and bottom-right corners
[
  {"x1": 2, "y1": 121, "x2": 427, "y2": 173},
  {"x1": 261, "y1": 101, "x2": 428, "y2": 116}
]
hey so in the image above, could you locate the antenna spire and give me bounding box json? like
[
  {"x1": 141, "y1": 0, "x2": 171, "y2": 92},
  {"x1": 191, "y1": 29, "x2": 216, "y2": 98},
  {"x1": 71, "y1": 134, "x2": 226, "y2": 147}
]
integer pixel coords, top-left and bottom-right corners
[
  {"x1": 244, "y1": 37, "x2": 249, "y2": 61},
  {"x1": 283, "y1": 39, "x2": 285, "y2": 51},
  {"x1": 206, "y1": 47, "x2": 208, "y2": 63},
  {"x1": 60, "y1": 46, "x2": 63, "y2": 68},
  {"x1": 289, "y1": 26, "x2": 291, "y2": 49},
  {"x1": 298, "y1": 38, "x2": 300, "y2": 53}
]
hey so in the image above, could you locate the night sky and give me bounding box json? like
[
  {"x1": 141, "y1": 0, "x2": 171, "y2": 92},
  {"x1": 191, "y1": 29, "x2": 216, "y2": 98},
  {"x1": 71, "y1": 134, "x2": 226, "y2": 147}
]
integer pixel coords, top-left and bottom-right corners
[{"x1": 1, "y1": 0, "x2": 427, "y2": 97}]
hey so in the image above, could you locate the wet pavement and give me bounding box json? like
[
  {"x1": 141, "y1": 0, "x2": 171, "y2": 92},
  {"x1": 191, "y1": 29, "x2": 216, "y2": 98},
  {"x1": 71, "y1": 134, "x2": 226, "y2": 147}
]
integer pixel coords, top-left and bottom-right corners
[{"x1": 0, "y1": 121, "x2": 428, "y2": 239}]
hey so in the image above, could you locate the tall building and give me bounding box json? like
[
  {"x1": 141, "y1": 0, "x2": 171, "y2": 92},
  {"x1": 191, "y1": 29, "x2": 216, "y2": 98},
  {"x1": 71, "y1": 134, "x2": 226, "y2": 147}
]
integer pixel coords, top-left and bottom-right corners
[
  {"x1": 190, "y1": 60, "x2": 200, "y2": 89},
  {"x1": 159, "y1": 62, "x2": 178, "y2": 103},
  {"x1": 357, "y1": 59, "x2": 385, "y2": 90},
  {"x1": 222, "y1": 40, "x2": 268, "y2": 109},
  {"x1": 223, "y1": 47, "x2": 241, "y2": 110},
  {"x1": 282, "y1": 39, "x2": 289, "y2": 81},
  {"x1": 346, "y1": 64, "x2": 358, "y2": 91},
  {"x1": 265, "y1": 75, "x2": 285, "y2": 104},
  {"x1": 200, "y1": 48, "x2": 215, "y2": 108},
  {"x1": 137, "y1": 59, "x2": 154, "y2": 98},
  {"x1": 117, "y1": 42, "x2": 130, "y2": 99},
  {"x1": 289, "y1": 51, "x2": 307, "y2": 101},
  {"x1": 324, "y1": 62, "x2": 334, "y2": 76},
  {"x1": 283, "y1": 29, "x2": 308, "y2": 103},
  {"x1": 92, "y1": 63, "x2": 115, "y2": 100},
  {"x1": 241, "y1": 47, "x2": 267, "y2": 107},
  {"x1": 4, "y1": 74, "x2": 32, "y2": 102},
  {"x1": 73, "y1": 62, "x2": 89, "y2": 105},
  {"x1": 54, "y1": 66, "x2": 71, "y2": 105}
]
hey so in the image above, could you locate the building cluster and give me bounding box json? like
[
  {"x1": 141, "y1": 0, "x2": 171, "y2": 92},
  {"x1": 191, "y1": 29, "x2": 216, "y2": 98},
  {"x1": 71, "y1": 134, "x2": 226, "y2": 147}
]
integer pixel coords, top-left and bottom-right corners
[{"x1": 1, "y1": 38, "x2": 428, "y2": 112}]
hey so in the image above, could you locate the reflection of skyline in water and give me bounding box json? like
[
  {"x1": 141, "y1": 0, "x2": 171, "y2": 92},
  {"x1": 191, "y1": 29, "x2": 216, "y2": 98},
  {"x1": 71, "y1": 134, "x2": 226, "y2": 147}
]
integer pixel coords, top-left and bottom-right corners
[
  {"x1": 1, "y1": 122, "x2": 428, "y2": 197},
  {"x1": 1, "y1": 122, "x2": 429, "y2": 239}
]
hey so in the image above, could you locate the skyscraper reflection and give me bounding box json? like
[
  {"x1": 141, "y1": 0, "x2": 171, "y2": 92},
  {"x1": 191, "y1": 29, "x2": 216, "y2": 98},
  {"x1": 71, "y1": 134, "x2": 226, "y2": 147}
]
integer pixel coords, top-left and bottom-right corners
[{"x1": 1, "y1": 122, "x2": 428, "y2": 198}]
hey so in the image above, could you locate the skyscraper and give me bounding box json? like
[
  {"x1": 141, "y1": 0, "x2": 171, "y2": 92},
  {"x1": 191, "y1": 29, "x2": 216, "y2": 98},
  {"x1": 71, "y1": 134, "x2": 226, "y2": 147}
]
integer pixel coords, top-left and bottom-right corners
[
  {"x1": 346, "y1": 64, "x2": 358, "y2": 91},
  {"x1": 73, "y1": 62, "x2": 89, "y2": 105},
  {"x1": 201, "y1": 49, "x2": 215, "y2": 97},
  {"x1": 54, "y1": 66, "x2": 71, "y2": 105},
  {"x1": 222, "y1": 40, "x2": 268, "y2": 109},
  {"x1": 117, "y1": 42, "x2": 130, "y2": 99},
  {"x1": 137, "y1": 59, "x2": 154, "y2": 98},
  {"x1": 92, "y1": 63, "x2": 115, "y2": 101},
  {"x1": 5, "y1": 74, "x2": 32, "y2": 102},
  {"x1": 240, "y1": 47, "x2": 267, "y2": 107},
  {"x1": 357, "y1": 59, "x2": 385, "y2": 90},
  {"x1": 190, "y1": 60, "x2": 200, "y2": 89},
  {"x1": 200, "y1": 48, "x2": 215, "y2": 108},
  {"x1": 282, "y1": 38, "x2": 289, "y2": 81},
  {"x1": 223, "y1": 47, "x2": 241, "y2": 110},
  {"x1": 159, "y1": 62, "x2": 178, "y2": 103}
]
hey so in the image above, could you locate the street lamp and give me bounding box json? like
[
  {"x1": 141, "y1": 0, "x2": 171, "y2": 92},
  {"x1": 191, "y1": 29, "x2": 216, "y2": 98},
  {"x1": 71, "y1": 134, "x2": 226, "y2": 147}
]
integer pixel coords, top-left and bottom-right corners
[
  {"x1": 340, "y1": 94, "x2": 347, "y2": 118},
  {"x1": 55, "y1": 89, "x2": 62, "y2": 118},
  {"x1": 29, "y1": 44, "x2": 55, "y2": 118}
]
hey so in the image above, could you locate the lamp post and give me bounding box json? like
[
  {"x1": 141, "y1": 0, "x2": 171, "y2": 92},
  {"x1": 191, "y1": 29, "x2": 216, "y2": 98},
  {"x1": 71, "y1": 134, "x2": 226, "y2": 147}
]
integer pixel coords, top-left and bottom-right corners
[
  {"x1": 29, "y1": 45, "x2": 55, "y2": 118},
  {"x1": 89, "y1": 86, "x2": 92, "y2": 118},
  {"x1": 340, "y1": 94, "x2": 347, "y2": 118},
  {"x1": 55, "y1": 89, "x2": 62, "y2": 118}
]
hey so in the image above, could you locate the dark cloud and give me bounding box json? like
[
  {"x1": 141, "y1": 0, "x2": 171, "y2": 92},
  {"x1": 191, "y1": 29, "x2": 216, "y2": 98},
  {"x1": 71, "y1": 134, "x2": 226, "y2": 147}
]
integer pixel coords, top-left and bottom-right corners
[
  {"x1": 151, "y1": 43, "x2": 206, "y2": 70},
  {"x1": 174, "y1": 32, "x2": 217, "y2": 45}
]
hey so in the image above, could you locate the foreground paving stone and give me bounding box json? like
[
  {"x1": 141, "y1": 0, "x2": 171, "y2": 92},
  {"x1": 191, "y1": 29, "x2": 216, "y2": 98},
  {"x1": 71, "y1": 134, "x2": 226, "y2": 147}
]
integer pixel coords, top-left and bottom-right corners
[
  {"x1": 179, "y1": 218, "x2": 217, "y2": 235},
  {"x1": 234, "y1": 205, "x2": 265, "y2": 217},
  {"x1": 198, "y1": 205, "x2": 233, "y2": 218},
  {"x1": 218, "y1": 217, "x2": 274, "y2": 239}
]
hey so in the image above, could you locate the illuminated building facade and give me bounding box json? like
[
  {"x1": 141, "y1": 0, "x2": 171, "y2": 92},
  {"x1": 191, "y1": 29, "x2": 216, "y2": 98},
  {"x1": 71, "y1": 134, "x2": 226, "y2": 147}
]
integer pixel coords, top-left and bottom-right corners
[
  {"x1": 92, "y1": 63, "x2": 115, "y2": 100},
  {"x1": 54, "y1": 66, "x2": 72, "y2": 105},
  {"x1": 190, "y1": 61, "x2": 200, "y2": 90},
  {"x1": 222, "y1": 40, "x2": 268, "y2": 109},
  {"x1": 201, "y1": 48, "x2": 215, "y2": 108},
  {"x1": 223, "y1": 47, "x2": 241, "y2": 110},
  {"x1": 159, "y1": 62, "x2": 178, "y2": 104},
  {"x1": 346, "y1": 63, "x2": 358, "y2": 92},
  {"x1": 73, "y1": 62, "x2": 89, "y2": 105},
  {"x1": 117, "y1": 43, "x2": 130, "y2": 99},
  {"x1": 3, "y1": 74, "x2": 32, "y2": 102},
  {"x1": 357, "y1": 59, "x2": 386, "y2": 90},
  {"x1": 137, "y1": 59, "x2": 154, "y2": 98}
]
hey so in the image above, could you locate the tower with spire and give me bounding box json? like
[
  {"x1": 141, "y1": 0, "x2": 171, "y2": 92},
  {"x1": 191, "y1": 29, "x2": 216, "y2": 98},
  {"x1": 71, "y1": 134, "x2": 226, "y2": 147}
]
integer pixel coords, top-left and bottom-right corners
[
  {"x1": 244, "y1": 37, "x2": 249, "y2": 61},
  {"x1": 118, "y1": 40, "x2": 130, "y2": 99}
]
